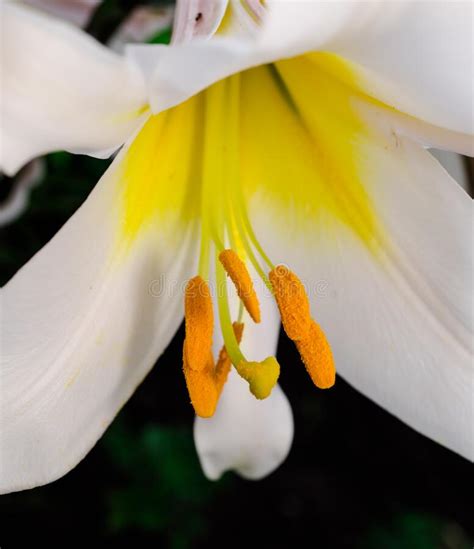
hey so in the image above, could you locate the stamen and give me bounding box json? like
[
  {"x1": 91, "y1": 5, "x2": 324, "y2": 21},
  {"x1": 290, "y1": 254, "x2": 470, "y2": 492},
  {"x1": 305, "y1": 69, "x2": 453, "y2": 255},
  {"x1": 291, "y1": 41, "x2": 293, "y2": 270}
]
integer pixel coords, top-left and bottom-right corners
[
  {"x1": 216, "y1": 257, "x2": 280, "y2": 399},
  {"x1": 232, "y1": 180, "x2": 274, "y2": 271},
  {"x1": 223, "y1": 75, "x2": 273, "y2": 292},
  {"x1": 184, "y1": 276, "x2": 213, "y2": 371},
  {"x1": 215, "y1": 321, "x2": 244, "y2": 391},
  {"x1": 219, "y1": 249, "x2": 261, "y2": 323},
  {"x1": 183, "y1": 349, "x2": 218, "y2": 418},
  {"x1": 183, "y1": 322, "x2": 244, "y2": 418},
  {"x1": 269, "y1": 265, "x2": 311, "y2": 341},
  {"x1": 296, "y1": 321, "x2": 336, "y2": 389},
  {"x1": 216, "y1": 258, "x2": 247, "y2": 368},
  {"x1": 270, "y1": 264, "x2": 336, "y2": 389},
  {"x1": 184, "y1": 73, "x2": 336, "y2": 409}
]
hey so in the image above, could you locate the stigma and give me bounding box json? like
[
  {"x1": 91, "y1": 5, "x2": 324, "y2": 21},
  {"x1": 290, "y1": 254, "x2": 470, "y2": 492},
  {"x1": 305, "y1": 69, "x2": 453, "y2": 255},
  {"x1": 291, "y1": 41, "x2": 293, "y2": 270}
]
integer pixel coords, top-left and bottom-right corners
[{"x1": 180, "y1": 74, "x2": 335, "y2": 418}]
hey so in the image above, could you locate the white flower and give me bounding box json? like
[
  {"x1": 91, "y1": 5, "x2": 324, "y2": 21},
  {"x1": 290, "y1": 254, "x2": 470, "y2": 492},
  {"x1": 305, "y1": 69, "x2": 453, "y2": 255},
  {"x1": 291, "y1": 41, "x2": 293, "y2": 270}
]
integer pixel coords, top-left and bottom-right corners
[{"x1": 0, "y1": 0, "x2": 472, "y2": 494}]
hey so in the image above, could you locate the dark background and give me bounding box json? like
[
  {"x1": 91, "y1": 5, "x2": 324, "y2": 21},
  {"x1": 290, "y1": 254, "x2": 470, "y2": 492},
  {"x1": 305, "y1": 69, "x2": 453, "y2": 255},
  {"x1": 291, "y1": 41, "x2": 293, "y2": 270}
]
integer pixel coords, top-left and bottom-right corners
[{"x1": 1, "y1": 2, "x2": 472, "y2": 547}]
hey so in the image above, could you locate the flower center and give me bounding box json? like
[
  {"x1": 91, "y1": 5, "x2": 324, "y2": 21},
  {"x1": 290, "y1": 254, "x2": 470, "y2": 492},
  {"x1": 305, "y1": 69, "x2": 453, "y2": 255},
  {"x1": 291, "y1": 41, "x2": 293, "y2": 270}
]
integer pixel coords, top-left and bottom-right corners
[{"x1": 182, "y1": 74, "x2": 336, "y2": 418}]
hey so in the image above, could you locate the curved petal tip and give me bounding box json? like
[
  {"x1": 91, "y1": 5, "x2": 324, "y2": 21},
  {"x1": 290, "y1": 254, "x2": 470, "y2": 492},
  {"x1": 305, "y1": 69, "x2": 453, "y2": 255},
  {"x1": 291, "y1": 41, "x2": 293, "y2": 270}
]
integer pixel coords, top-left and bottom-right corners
[{"x1": 194, "y1": 370, "x2": 294, "y2": 481}]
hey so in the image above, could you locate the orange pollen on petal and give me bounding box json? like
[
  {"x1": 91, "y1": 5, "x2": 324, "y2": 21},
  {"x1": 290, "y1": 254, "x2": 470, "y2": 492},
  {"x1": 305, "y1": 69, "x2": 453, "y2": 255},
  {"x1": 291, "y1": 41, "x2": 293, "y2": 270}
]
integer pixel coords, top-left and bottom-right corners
[
  {"x1": 184, "y1": 276, "x2": 214, "y2": 371},
  {"x1": 296, "y1": 321, "x2": 336, "y2": 389},
  {"x1": 183, "y1": 322, "x2": 244, "y2": 418},
  {"x1": 219, "y1": 249, "x2": 261, "y2": 323},
  {"x1": 269, "y1": 265, "x2": 311, "y2": 341}
]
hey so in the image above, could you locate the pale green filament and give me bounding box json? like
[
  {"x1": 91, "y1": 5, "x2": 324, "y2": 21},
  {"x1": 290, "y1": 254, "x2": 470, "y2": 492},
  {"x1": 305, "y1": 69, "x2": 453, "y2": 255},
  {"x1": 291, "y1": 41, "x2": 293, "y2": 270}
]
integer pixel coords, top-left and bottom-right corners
[
  {"x1": 235, "y1": 189, "x2": 275, "y2": 271},
  {"x1": 198, "y1": 73, "x2": 277, "y2": 369},
  {"x1": 238, "y1": 300, "x2": 244, "y2": 323},
  {"x1": 223, "y1": 75, "x2": 273, "y2": 292},
  {"x1": 199, "y1": 81, "x2": 227, "y2": 278}
]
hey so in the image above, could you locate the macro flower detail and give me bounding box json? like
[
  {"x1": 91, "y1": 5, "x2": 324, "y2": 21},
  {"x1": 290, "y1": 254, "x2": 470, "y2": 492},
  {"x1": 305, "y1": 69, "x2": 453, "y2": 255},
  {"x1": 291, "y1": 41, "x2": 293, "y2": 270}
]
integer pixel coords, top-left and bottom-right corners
[{"x1": 0, "y1": 0, "x2": 472, "y2": 493}]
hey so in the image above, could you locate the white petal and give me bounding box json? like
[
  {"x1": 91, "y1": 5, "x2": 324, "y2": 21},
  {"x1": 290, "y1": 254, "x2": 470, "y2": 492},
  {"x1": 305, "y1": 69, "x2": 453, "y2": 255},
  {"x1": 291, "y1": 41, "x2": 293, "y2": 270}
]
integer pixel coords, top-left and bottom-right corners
[
  {"x1": 0, "y1": 117, "x2": 198, "y2": 494},
  {"x1": 22, "y1": 0, "x2": 100, "y2": 27},
  {"x1": 370, "y1": 104, "x2": 474, "y2": 157},
  {"x1": 127, "y1": 1, "x2": 473, "y2": 150},
  {"x1": 253, "y1": 134, "x2": 473, "y2": 461},
  {"x1": 126, "y1": 39, "x2": 262, "y2": 114},
  {"x1": 0, "y1": 2, "x2": 147, "y2": 175},
  {"x1": 194, "y1": 278, "x2": 294, "y2": 480},
  {"x1": 260, "y1": 0, "x2": 358, "y2": 55},
  {"x1": 125, "y1": 5, "x2": 343, "y2": 113},
  {"x1": 172, "y1": 0, "x2": 228, "y2": 44},
  {"x1": 263, "y1": 1, "x2": 474, "y2": 135}
]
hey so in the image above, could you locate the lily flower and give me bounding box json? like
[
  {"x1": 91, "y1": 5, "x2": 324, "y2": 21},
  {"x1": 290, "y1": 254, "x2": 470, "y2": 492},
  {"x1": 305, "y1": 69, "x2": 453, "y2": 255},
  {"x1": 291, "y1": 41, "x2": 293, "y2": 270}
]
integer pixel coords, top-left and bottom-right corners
[{"x1": 1, "y1": 0, "x2": 472, "y2": 494}]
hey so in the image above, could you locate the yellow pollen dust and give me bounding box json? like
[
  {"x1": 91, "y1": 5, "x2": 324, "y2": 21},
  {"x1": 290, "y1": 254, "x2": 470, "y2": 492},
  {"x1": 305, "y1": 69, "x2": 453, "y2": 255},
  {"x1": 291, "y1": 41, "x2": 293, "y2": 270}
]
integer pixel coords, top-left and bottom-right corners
[
  {"x1": 270, "y1": 265, "x2": 336, "y2": 389},
  {"x1": 183, "y1": 322, "x2": 244, "y2": 418},
  {"x1": 219, "y1": 249, "x2": 261, "y2": 323},
  {"x1": 184, "y1": 276, "x2": 213, "y2": 372}
]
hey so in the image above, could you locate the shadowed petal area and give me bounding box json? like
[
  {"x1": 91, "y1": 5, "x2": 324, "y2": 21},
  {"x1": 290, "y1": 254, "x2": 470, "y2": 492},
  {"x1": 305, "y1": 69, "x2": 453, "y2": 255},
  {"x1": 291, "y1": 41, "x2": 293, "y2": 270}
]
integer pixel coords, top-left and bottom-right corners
[
  {"x1": 0, "y1": 108, "x2": 203, "y2": 493},
  {"x1": 0, "y1": 2, "x2": 147, "y2": 175}
]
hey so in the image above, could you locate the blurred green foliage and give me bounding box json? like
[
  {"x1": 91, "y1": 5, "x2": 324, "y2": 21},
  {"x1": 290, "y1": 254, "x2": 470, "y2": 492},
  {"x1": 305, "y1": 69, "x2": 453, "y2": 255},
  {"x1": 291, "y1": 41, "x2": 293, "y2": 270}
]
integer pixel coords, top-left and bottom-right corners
[
  {"x1": 362, "y1": 512, "x2": 471, "y2": 549},
  {"x1": 149, "y1": 26, "x2": 172, "y2": 44},
  {"x1": 103, "y1": 421, "x2": 224, "y2": 548}
]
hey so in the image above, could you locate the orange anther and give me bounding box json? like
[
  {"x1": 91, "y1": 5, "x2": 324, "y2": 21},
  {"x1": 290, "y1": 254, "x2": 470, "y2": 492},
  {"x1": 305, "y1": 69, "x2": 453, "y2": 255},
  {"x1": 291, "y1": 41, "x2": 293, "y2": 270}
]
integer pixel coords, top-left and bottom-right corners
[
  {"x1": 269, "y1": 265, "x2": 311, "y2": 341},
  {"x1": 183, "y1": 347, "x2": 218, "y2": 418},
  {"x1": 183, "y1": 322, "x2": 244, "y2": 418},
  {"x1": 184, "y1": 276, "x2": 213, "y2": 371},
  {"x1": 219, "y1": 249, "x2": 261, "y2": 323},
  {"x1": 296, "y1": 320, "x2": 336, "y2": 389}
]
